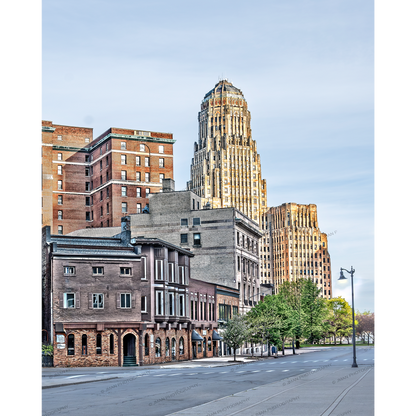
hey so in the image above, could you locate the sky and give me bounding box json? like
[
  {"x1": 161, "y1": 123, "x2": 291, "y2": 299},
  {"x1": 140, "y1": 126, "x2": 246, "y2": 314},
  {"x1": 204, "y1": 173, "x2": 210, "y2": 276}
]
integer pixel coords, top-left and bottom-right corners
[{"x1": 41, "y1": 0, "x2": 374, "y2": 312}]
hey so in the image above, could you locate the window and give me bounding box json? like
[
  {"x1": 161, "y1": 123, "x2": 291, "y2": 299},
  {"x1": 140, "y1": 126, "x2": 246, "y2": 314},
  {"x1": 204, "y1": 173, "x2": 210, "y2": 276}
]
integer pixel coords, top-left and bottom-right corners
[
  {"x1": 85, "y1": 182, "x2": 91, "y2": 191},
  {"x1": 85, "y1": 137, "x2": 90, "y2": 143},
  {"x1": 155, "y1": 260, "x2": 163, "y2": 280},
  {"x1": 156, "y1": 291, "x2": 163, "y2": 315},
  {"x1": 110, "y1": 334, "x2": 114, "y2": 354},
  {"x1": 92, "y1": 267, "x2": 104, "y2": 275},
  {"x1": 57, "y1": 135, "x2": 62, "y2": 141},
  {"x1": 136, "y1": 172, "x2": 141, "y2": 181},
  {"x1": 120, "y1": 267, "x2": 132, "y2": 276},
  {"x1": 165, "y1": 338, "x2": 170, "y2": 356},
  {"x1": 58, "y1": 210, "x2": 63, "y2": 220},
  {"x1": 155, "y1": 337, "x2": 161, "y2": 358},
  {"x1": 122, "y1": 202, "x2": 127, "y2": 213},
  {"x1": 159, "y1": 173, "x2": 164, "y2": 183},
  {"x1": 208, "y1": 337, "x2": 212, "y2": 351},
  {"x1": 136, "y1": 187, "x2": 141, "y2": 197},
  {"x1": 159, "y1": 145, "x2": 164, "y2": 153},
  {"x1": 193, "y1": 217, "x2": 201, "y2": 226},
  {"x1": 121, "y1": 154, "x2": 127, "y2": 164},
  {"x1": 142, "y1": 257, "x2": 147, "y2": 280},
  {"x1": 121, "y1": 170, "x2": 127, "y2": 180},
  {"x1": 136, "y1": 156, "x2": 140, "y2": 166},
  {"x1": 57, "y1": 153, "x2": 62, "y2": 160},
  {"x1": 64, "y1": 266, "x2": 75, "y2": 275},
  {"x1": 169, "y1": 293, "x2": 175, "y2": 315},
  {"x1": 179, "y1": 337, "x2": 184, "y2": 355},
  {"x1": 145, "y1": 172, "x2": 150, "y2": 182},
  {"x1": 145, "y1": 188, "x2": 150, "y2": 197},
  {"x1": 64, "y1": 293, "x2": 75, "y2": 308},
  {"x1": 93, "y1": 293, "x2": 104, "y2": 309},
  {"x1": 121, "y1": 141, "x2": 126, "y2": 150},
  {"x1": 86, "y1": 212, "x2": 91, "y2": 221},
  {"x1": 141, "y1": 296, "x2": 147, "y2": 312},
  {"x1": 181, "y1": 218, "x2": 188, "y2": 227},
  {"x1": 57, "y1": 180, "x2": 63, "y2": 190},
  {"x1": 140, "y1": 144, "x2": 145, "y2": 152},
  {"x1": 179, "y1": 266, "x2": 185, "y2": 284},
  {"x1": 57, "y1": 165, "x2": 62, "y2": 175},
  {"x1": 179, "y1": 294, "x2": 185, "y2": 316},
  {"x1": 136, "y1": 203, "x2": 141, "y2": 213},
  {"x1": 159, "y1": 158, "x2": 164, "y2": 168},
  {"x1": 58, "y1": 225, "x2": 63, "y2": 234},
  {"x1": 168, "y1": 263, "x2": 174, "y2": 282},
  {"x1": 120, "y1": 293, "x2": 131, "y2": 308},
  {"x1": 96, "y1": 334, "x2": 102, "y2": 354},
  {"x1": 67, "y1": 334, "x2": 75, "y2": 356},
  {"x1": 121, "y1": 186, "x2": 127, "y2": 197},
  {"x1": 145, "y1": 157, "x2": 150, "y2": 167},
  {"x1": 180, "y1": 234, "x2": 188, "y2": 244},
  {"x1": 82, "y1": 334, "x2": 88, "y2": 355},
  {"x1": 193, "y1": 233, "x2": 201, "y2": 246},
  {"x1": 233, "y1": 305, "x2": 238, "y2": 316}
]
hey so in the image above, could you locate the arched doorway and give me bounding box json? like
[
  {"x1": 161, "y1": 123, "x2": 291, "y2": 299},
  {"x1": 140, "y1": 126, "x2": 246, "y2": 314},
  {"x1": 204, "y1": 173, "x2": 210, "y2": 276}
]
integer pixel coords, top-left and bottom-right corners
[{"x1": 123, "y1": 333, "x2": 136, "y2": 357}]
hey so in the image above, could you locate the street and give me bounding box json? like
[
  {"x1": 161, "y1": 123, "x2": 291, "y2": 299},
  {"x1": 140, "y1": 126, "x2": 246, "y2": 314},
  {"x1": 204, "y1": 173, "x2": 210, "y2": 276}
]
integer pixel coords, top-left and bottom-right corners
[{"x1": 42, "y1": 346, "x2": 374, "y2": 416}]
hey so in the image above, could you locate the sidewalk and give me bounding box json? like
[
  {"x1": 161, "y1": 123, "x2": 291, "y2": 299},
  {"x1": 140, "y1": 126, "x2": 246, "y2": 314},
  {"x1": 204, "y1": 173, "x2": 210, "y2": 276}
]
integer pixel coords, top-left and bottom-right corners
[{"x1": 166, "y1": 363, "x2": 374, "y2": 416}]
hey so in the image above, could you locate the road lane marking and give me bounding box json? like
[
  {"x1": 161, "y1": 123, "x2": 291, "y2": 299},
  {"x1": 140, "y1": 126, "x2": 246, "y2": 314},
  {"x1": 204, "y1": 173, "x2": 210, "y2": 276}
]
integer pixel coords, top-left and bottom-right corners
[
  {"x1": 266, "y1": 370, "x2": 274, "y2": 372},
  {"x1": 282, "y1": 370, "x2": 289, "y2": 372},
  {"x1": 67, "y1": 375, "x2": 86, "y2": 379}
]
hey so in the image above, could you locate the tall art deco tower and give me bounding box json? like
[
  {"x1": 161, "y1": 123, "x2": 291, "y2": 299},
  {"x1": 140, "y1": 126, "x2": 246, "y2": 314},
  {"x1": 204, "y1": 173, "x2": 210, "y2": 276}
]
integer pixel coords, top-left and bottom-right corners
[{"x1": 187, "y1": 80, "x2": 267, "y2": 223}]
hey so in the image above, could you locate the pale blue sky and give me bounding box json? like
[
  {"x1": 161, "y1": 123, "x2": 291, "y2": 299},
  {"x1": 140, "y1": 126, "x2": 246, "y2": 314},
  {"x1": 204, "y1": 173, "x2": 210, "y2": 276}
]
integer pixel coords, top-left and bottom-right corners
[{"x1": 42, "y1": 0, "x2": 374, "y2": 311}]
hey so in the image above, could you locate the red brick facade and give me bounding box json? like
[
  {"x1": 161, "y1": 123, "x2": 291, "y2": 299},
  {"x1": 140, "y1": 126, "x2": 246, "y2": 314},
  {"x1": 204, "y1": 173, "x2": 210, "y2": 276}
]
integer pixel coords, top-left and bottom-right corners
[{"x1": 42, "y1": 121, "x2": 175, "y2": 235}]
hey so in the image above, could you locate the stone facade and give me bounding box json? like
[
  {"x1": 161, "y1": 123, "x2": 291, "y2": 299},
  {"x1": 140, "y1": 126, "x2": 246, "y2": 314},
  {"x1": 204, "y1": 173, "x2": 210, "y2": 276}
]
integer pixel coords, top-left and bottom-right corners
[
  {"x1": 266, "y1": 203, "x2": 332, "y2": 298},
  {"x1": 42, "y1": 221, "x2": 205, "y2": 367},
  {"x1": 42, "y1": 121, "x2": 175, "y2": 235},
  {"x1": 127, "y1": 185, "x2": 263, "y2": 313}
]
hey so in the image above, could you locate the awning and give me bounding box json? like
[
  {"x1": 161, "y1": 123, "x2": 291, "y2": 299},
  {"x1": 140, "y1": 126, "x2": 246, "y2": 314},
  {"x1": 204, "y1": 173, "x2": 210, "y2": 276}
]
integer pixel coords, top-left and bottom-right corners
[
  {"x1": 212, "y1": 330, "x2": 223, "y2": 341},
  {"x1": 191, "y1": 330, "x2": 204, "y2": 341}
]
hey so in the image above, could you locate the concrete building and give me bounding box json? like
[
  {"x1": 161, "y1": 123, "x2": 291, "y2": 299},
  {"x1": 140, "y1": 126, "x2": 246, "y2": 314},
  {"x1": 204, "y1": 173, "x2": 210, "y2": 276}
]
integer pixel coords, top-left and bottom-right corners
[
  {"x1": 267, "y1": 203, "x2": 332, "y2": 298},
  {"x1": 69, "y1": 180, "x2": 263, "y2": 314},
  {"x1": 42, "y1": 121, "x2": 175, "y2": 235}
]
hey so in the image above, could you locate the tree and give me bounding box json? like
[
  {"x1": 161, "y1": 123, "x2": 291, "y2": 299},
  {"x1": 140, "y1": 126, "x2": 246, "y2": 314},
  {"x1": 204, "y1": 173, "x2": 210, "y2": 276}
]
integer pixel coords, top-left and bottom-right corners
[
  {"x1": 301, "y1": 278, "x2": 330, "y2": 344},
  {"x1": 326, "y1": 297, "x2": 357, "y2": 344},
  {"x1": 356, "y1": 311, "x2": 375, "y2": 344},
  {"x1": 221, "y1": 313, "x2": 249, "y2": 361}
]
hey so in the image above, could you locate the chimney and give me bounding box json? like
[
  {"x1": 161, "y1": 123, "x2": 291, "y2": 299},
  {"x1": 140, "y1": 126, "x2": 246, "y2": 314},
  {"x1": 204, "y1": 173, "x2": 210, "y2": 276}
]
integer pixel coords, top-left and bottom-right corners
[
  {"x1": 162, "y1": 178, "x2": 175, "y2": 192},
  {"x1": 120, "y1": 216, "x2": 131, "y2": 245}
]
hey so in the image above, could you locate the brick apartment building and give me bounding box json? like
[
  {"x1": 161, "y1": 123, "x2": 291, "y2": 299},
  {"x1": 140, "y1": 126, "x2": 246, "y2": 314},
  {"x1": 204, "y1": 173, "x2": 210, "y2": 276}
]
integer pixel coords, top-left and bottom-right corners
[{"x1": 42, "y1": 121, "x2": 175, "y2": 235}]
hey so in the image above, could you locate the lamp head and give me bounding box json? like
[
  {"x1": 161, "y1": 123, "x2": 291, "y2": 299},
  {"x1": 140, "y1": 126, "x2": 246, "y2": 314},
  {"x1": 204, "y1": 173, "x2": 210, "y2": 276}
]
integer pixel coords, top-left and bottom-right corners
[{"x1": 339, "y1": 268, "x2": 347, "y2": 281}]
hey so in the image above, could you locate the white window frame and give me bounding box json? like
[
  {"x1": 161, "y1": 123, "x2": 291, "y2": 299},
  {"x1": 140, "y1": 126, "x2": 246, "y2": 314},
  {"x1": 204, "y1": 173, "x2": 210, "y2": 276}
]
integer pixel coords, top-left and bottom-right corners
[
  {"x1": 121, "y1": 170, "x2": 127, "y2": 180},
  {"x1": 120, "y1": 293, "x2": 131, "y2": 308},
  {"x1": 58, "y1": 165, "x2": 62, "y2": 175},
  {"x1": 145, "y1": 172, "x2": 150, "y2": 182},
  {"x1": 121, "y1": 186, "x2": 127, "y2": 197},
  {"x1": 93, "y1": 293, "x2": 104, "y2": 309},
  {"x1": 141, "y1": 257, "x2": 147, "y2": 280},
  {"x1": 155, "y1": 259, "x2": 163, "y2": 280},
  {"x1": 64, "y1": 293, "x2": 75, "y2": 308},
  {"x1": 120, "y1": 267, "x2": 132, "y2": 276},
  {"x1": 57, "y1": 153, "x2": 62, "y2": 160},
  {"x1": 140, "y1": 144, "x2": 145, "y2": 152},
  {"x1": 145, "y1": 157, "x2": 150, "y2": 167},
  {"x1": 159, "y1": 145, "x2": 164, "y2": 153},
  {"x1": 64, "y1": 266, "x2": 75, "y2": 275},
  {"x1": 122, "y1": 202, "x2": 127, "y2": 213},
  {"x1": 156, "y1": 290, "x2": 164, "y2": 315},
  {"x1": 179, "y1": 266, "x2": 185, "y2": 285},
  {"x1": 136, "y1": 187, "x2": 141, "y2": 197},
  {"x1": 137, "y1": 203, "x2": 141, "y2": 213},
  {"x1": 121, "y1": 141, "x2": 126, "y2": 150},
  {"x1": 121, "y1": 154, "x2": 127, "y2": 164},
  {"x1": 136, "y1": 156, "x2": 140, "y2": 166},
  {"x1": 179, "y1": 294, "x2": 185, "y2": 317},
  {"x1": 92, "y1": 266, "x2": 104, "y2": 276},
  {"x1": 168, "y1": 263, "x2": 174, "y2": 283},
  {"x1": 57, "y1": 180, "x2": 63, "y2": 190},
  {"x1": 159, "y1": 158, "x2": 164, "y2": 168},
  {"x1": 169, "y1": 292, "x2": 175, "y2": 316}
]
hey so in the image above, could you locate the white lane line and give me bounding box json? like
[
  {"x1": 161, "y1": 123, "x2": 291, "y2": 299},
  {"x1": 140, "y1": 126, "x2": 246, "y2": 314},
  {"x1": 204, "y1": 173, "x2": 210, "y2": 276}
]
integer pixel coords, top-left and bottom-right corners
[
  {"x1": 282, "y1": 370, "x2": 290, "y2": 372},
  {"x1": 186, "y1": 373, "x2": 197, "y2": 375},
  {"x1": 66, "y1": 375, "x2": 86, "y2": 379},
  {"x1": 266, "y1": 370, "x2": 274, "y2": 372},
  {"x1": 291, "y1": 361, "x2": 297, "y2": 363},
  {"x1": 168, "y1": 373, "x2": 181, "y2": 376},
  {"x1": 251, "y1": 370, "x2": 261, "y2": 373},
  {"x1": 333, "y1": 360, "x2": 338, "y2": 362},
  {"x1": 363, "y1": 359, "x2": 368, "y2": 361},
  {"x1": 236, "y1": 371, "x2": 246, "y2": 373},
  {"x1": 343, "y1": 359, "x2": 348, "y2": 361},
  {"x1": 220, "y1": 371, "x2": 228, "y2": 374}
]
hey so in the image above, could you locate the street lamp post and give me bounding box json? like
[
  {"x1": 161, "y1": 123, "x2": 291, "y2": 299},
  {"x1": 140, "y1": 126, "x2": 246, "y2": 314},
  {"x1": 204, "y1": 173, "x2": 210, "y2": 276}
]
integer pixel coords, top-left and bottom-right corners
[{"x1": 339, "y1": 266, "x2": 358, "y2": 368}]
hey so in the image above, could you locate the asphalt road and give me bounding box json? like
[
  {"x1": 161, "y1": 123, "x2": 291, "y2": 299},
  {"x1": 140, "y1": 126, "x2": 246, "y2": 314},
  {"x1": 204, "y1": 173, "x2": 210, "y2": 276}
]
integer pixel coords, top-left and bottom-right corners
[{"x1": 42, "y1": 346, "x2": 374, "y2": 416}]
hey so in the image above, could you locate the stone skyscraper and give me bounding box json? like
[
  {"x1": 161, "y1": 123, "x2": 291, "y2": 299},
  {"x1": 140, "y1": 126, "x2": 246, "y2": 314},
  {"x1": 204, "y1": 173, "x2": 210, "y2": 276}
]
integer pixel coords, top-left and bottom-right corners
[
  {"x1": 267, "y1": 203, "x2": 332, "y2": 299},
  {"x1": 187, "y1": 80, "x2": 267, "y2": 224}
]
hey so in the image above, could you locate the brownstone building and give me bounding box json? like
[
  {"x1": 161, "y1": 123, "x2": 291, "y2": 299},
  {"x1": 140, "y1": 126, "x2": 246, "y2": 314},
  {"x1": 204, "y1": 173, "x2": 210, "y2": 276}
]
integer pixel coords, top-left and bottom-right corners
[
  {"x1": 267, "y1": 203, "x2": 332, "y2": 299},
  {"x1": 43, "y1": 219, "x2": 195, "y2": 367},
  {"x1": 42, "y1": 121, "x2": 175, "y2": 235}
]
